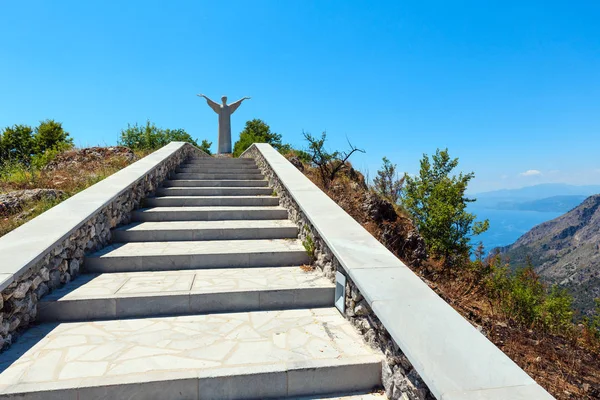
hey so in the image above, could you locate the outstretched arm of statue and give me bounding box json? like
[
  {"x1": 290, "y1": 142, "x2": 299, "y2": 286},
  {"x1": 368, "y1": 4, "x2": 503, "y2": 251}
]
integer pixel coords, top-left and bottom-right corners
[
  {"x1": 197, "y1": 94, "x2": 221, "y2": 113},
  {"x1": 228, "y1": 97, "x2": 251, "y2": 114}
]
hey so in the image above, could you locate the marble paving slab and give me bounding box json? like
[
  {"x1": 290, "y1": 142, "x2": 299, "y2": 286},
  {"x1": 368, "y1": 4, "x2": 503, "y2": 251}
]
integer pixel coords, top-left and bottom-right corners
[
  {"x1": 114, "y1": 219, "x2": 298, "y2": 233},
  {"x1": 88, "y1": 238, "x2": 305, "y2": 258},
  {"x1": 0, "y1": 308, "x2": 381, "y2": 394},
  {"x1": 42, "y1": 266, "x2": 333, "y2": 301}
]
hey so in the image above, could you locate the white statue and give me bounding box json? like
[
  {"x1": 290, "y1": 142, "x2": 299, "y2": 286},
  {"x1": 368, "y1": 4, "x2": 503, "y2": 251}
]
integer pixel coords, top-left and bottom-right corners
[{"x1": 197, "y1": 94, "x2": 251, "y2": 154}]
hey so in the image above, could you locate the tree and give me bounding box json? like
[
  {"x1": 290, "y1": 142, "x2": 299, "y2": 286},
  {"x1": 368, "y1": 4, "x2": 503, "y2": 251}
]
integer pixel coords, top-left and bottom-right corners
[
  {"x1": 303, "y1": 131, "x2": 365, "y2": 188},
  {"x1": 1, "y1": 124, "x2": 35, "y2": 163},
  {"x1": 199, "y1": 139, "x2": 212, "y2": 155},
  {"x1": 118, "y1": 121, "x2": 198, "y2": 150},
  {"x1": 232, "y1": 119, "x2": 282, "y2": 157},
  {"x1": 34, "y1": 119, "x2": 73, "y2": 154},
  {"x1": 401, "y1": 148, "x2": 489, "y2": 263},
  {"x1": 373, "y1": 157, "x2": 404, "y2": 204}
]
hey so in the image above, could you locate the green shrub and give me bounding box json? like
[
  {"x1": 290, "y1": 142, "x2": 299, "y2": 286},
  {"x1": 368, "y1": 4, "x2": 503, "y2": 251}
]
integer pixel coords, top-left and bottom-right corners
[
  {"x1": 31, "y1": 142, "x2": 73, "y2": 169},
  {"x1": 118, "y1": 121, "x2": 199, "y2": 151},
  {"x1": 302, "y1": 234, "x2": 315, "y2": 259},
  {"x1": 233, "y1": 119, "x2": 283, "y2": 157},
  {"x1": 34, "y1": 119, "x2": 73, "y2": 154},
  {"x1": 507, "y1": 266, "x2": 545, "y2": 327},
  {"x1": 540, "y1": 287, "x2": 574, "y2": 334},
  {"x1": 484, "y1": 254, "x2": 574, "y2": 334},
  {"x1": 401, "y1": 148, "x2": 489, "y2": 263},
  {"x1": 485, "y1": 254, "x2": 511, "y2": 299},
  {"x1": 199, "y1": 139, "x2": 212, "y2": 155},
  {"x1": 1, "y1": 124, "x2": 35, "y2": 163},
  {"x1": 1, "y1": 120, "x2": 73, "y2": 166}
]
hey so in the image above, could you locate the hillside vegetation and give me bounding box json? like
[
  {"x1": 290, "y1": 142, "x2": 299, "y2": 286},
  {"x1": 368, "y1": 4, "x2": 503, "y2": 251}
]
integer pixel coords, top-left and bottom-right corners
[
  {"x1": 501, "y1": 194, "x2": 600, "y2": 316},
  {"x1": 253, "y1": 128, "x2": 600, "y2": 399},
  {"x1": 0, "y1": 119, "x2": 210, "y2": 237}
]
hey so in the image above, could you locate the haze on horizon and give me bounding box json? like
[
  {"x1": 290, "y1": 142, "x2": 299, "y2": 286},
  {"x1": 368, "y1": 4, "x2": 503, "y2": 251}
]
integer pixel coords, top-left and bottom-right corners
[{"x1": 1, "y1": 1, "x2": 598, "y2": 192}]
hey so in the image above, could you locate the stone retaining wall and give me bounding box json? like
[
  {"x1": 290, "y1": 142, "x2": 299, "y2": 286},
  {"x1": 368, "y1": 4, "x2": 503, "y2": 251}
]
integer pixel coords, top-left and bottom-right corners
[
  {"x1": 0, "y1": 143, "x2": 204, "y2": 350},
  {"x1": 242, "y1": 146, "x2": 434, "y2": 400}
]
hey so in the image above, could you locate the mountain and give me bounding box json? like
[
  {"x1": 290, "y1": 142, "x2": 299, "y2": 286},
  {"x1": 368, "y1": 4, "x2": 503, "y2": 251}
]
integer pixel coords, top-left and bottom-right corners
[
  {"x1": 500, "y1": 194, "x2": 600, "y2": 315},
  {"x1": 474, "y1": 183, "x2": 600, "y2": 201},
  {"x1": 472, "y1": 184, "x2": 600, "y2": 213},
  {"x1": 494, "y1": 195, "x2": 589, "y2": 213}
]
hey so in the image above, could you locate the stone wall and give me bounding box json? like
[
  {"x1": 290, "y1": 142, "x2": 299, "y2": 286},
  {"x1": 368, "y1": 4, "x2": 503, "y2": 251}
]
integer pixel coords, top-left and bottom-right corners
[
  {"x1": 0, "y1": 143, "x2": 203, "y2": 351},
  {"x1": 242, "y1": 146, "x2": 434, "y2": 400}
]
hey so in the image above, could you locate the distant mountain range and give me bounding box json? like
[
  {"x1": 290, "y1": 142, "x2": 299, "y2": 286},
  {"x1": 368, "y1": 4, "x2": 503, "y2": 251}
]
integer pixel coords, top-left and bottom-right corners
[
  {"x1": 492, "y1": 195, "x2": 589, "y2": 213},
  {"x1": 473, "y1": 184, "x2": 600, "y2": 213},
  {"x1": 499, "y1": 194, "x2": 600, "y2": 315}
]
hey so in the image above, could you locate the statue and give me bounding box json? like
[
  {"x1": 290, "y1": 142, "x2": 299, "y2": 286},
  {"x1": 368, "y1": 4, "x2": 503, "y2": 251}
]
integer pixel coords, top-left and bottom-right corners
[{"x1": 197, "y1": 94, "x2": 251, "y2": 154}]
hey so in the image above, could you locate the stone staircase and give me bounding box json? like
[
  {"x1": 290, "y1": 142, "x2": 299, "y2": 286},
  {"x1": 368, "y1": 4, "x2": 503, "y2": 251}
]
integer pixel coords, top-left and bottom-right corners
[{"x1": 0, "y1": 156, "x2": 383, "y2": 399}]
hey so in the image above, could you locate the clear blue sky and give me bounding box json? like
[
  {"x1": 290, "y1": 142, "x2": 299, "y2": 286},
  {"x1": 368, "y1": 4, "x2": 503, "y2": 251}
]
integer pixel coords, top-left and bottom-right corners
[{"x1": 1, "y1": 1, "x2": 599, "y2": 192}]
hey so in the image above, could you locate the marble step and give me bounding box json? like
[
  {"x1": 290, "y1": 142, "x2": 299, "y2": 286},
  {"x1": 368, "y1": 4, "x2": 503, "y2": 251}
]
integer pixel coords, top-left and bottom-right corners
[
  {"x1": 0, "y1": 309, "x2": 382, "y2": 399},
  {"x1": 173, "y1": 172, "x2": 266, "y2": 180},
  {"x1": 186, "y1": 157, "x2": 257, "y2": 164},
  {"x1": 177, "y1": 166, "x2": 260, "y2": 174},
  {"x1": 162, "y1": 179, "x2": 269, "y2": 187},
  {"x1": 156, "y1": 186, "x2": 273, "y2": 196},
  {"x1": 84, "y1": 239, "x2": 310, "y2": 272},
  {"x1": 112, "y1": 220, "x2": 298, "y2": 242},
  {"x1": 144, "y1": 195, "x2": 279, "y2": 207},
  {"x1": 38, "y1": 266, "x2": 334, "y2": 322},
  {"x1": 132, "y1": 206, "x2": 288, "y2": 222}
]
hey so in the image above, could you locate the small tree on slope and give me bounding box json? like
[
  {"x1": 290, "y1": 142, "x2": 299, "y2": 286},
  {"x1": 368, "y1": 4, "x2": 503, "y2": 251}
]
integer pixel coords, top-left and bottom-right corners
[
  {"x1": 401, "y1": 148, "x2": 489, "y2": 264},
  {"x1": 373, "y1": 157, "x2": 405, "y2": 204},
  {"x1": 303, "y1": 131, "x2": 365, "y2": 189}
]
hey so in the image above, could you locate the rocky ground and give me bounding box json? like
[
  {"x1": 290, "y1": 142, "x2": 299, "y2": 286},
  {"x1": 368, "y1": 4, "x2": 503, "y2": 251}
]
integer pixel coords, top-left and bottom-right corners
[
  {"x1": 0, "y1": 189, "x2": 65, "y2": 217},
  {"x1": 42, "y1": 146, "x2": 135, "y2": 171}
]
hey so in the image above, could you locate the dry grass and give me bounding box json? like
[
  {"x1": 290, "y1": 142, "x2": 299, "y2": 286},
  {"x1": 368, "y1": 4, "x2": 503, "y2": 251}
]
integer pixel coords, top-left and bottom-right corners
[
  {"x1": 0, "y1": 148, "x2": 150, "y2": 237},
  {"x1": 300, "y1": 264, "x2": 316, "y2": 272}
]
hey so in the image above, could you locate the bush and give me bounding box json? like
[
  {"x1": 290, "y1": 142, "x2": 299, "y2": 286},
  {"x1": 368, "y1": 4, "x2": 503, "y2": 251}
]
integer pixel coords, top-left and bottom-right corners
[
  {"x1": 30, "y1": 141, "x2": 73, "y2": 169},
  {"x1": 401, "y1": 148, "x2": 489, "y2": 263},
  {"x1": 540, "y1": 287, "x2": 574, "y2": 334},
  {"x1": 1, "y1": 120, "x2": 73, "y2": 167},
  {"x1": 1, "y1": 124, "x2": 35, "y2": 163},
  {"x1": 199, "y1": 139, "x2": 212, "y2": 155},
  {"x1": 373, "y1": 157, "x2": 404, "y2": 204},
  {"x1": 508, "y1": 266, "x2": 546, "y2": 327},
  {"x1": 34, "y1": 119, "x2": 73, "y2": 154},
  {"x1": 232, "y1": 119, "x2": 282, "y2": 157},
  {"x1": 118, "y1": 121, "x2": 198, "y2": 151},
  {"x1": 484, "y1": 254, "x2": 574, "y2": 334}
]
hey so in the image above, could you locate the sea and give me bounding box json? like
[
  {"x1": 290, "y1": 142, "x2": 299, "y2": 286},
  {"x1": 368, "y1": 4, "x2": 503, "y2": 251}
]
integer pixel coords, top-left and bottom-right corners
[{"x1": 468, "y1": 206, "x2": 562, "y2": 252}]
